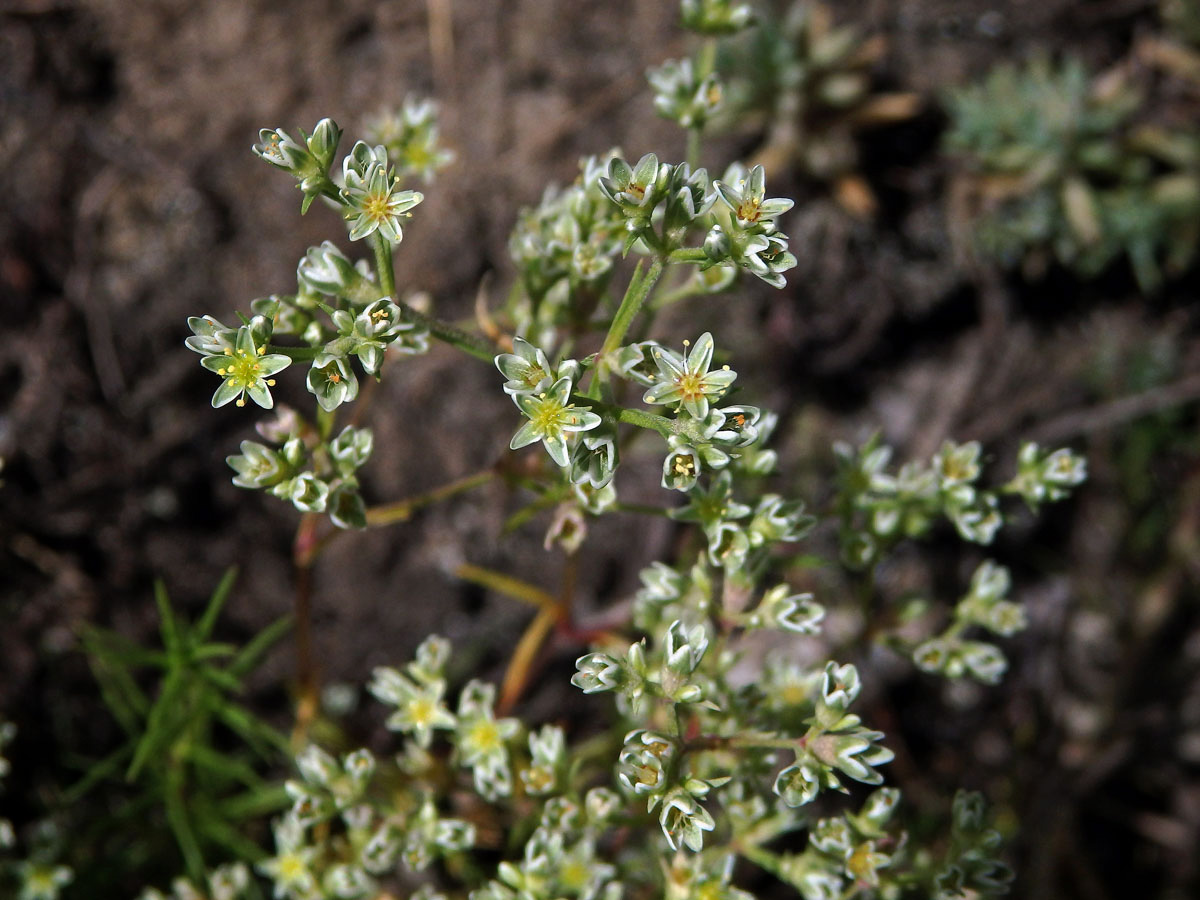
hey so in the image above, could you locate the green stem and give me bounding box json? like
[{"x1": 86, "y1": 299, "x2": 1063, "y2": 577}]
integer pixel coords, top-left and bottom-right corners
[
  {"x1": 397, "y1": 300, "x2": 496, "y2": 363},
  {"x1": 687, "y1": 731, "x2": 809, "y2": 753},
  {"x1": 365, "y1": 468, "x2": 496, "y2": 527},
  {"x1": 611, "y1": 406, "x2": 705, "y2": 443},
  {"x1": 268, "y1": 344, "x2": 321, "y2": 361},
  {"x1": 686, "y1": 127, "x2": 702, "y2": 172},
  {"x1": 613, "y1": 501, "x2": 673, "y2": 517},
  {"x1": 668, "y1": 247, "x2": 708, "y2": 264},
  {"x1": 371, "y1": 231, "x2": 396, "y2": 299},
  {"x1": 696, "y1": 36, "x2": 718, "y2": 80},
  {"x1": 685, "y1": 38, "x2": 717, "y2": 170},
  {"x1": 613, "y1": 407, "x2": 672, "y2": 438},
  {"x1": 599, "y1": 255, "x2": 665, "y2": 360}
]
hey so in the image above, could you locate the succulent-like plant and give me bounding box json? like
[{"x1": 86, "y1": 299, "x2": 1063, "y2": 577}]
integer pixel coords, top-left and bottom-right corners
[{"x1": 944, "y1": 55, "x2": 1200, "y2": 291}]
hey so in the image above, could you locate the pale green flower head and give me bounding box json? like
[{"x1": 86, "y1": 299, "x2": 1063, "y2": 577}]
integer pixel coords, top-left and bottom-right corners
[
  {"x1": 648, "y1": 57, "x2": 724, "y2": 130},
  {"x1": 454, "y1": 681, "x2": 520, "y2": 798},
  {"x1": 680, "y1": 0, "x2": 754, "y2": 34},
  {"x1": 364, "y1": 95, "x2": 455, "y2": 184},
  {"x1": 658, "y1": 786, "x2": 716, "y2": 851},
  {"x1": 18, "y1": 863, "x2": 73, "y2": 900},
  {"x1": 296, "y1": 241, "x2": 379, "y2": 305},
  {"x1": 510, "y1": 376, "x2": 601, "y2": 467},
  {"x1": 496, "y1": 336, "x2": 554, "y2": 396},
  {"x1": 258, "y1": 815, "x2": 318, "y2": 899},
  {"x1": 730, "y1": 231, "x2": 797, "y2": 289},
  {"x1": 185, "y1": 314, "x2": 237, "y2": 356},
  {"x1": 200, "y1": 323, "x2": 291, "y2": 409},
  {"x1": 285, "y1": 472, "x2": 329, "y2": 514},
  {"x1": 643, "y1": 332, "x2": 736, "y2": 420},
  {"x1": 227, "y1": 440, "x2": 289, "y2": 489},
  {"x1": 307, "y1": 352, "x2": 359, "y2": 411},
  {"x1": 714, "y1": 164, "x2": 794, "y2": 233},
  {"x1": 340, "y1": 142, "x2": 424, "y2": 243},
  {"x1": 662, "y1": 442, "x2": 703, "y2": 492}
]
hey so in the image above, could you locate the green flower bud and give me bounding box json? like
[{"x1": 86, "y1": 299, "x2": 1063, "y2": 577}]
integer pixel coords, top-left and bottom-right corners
[
  {"x1": 288, "y1": 472, "x2": 330, "y2": 513},
  {"x1": 328, "y1": 482, "x2": 366, "y2": 530},
  {"x1": 227, "y1": 440, "x2": 289, "y2": 489}
]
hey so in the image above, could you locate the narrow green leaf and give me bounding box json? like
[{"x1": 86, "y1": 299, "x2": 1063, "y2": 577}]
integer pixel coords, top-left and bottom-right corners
[
  {"x1": 184, "y1": 743, "x2": 266, "y2": 790},
  {"x1": 196, "y1": 567, "x2": 239, "y2": 643},
  {"x1": 214, "y1": 702, "x2": 289, "y2": 755},
  {"x1": 63, "y1": 743, "x2": 135, "y2": 804},
  {"x1": 128, "y1": 672, "x2": 191, "y2": 780},
  {"x1": 218, "y1": 784, "x2": 290, "y2": 821},
  {"x1": 154, "y1": 579, "x2": 182, "y2": 657},
  {"x1": 165, "y1": 766, "x2": 206, "y2": 882},
  {"x1": 229, "y1": 616, "x2": 292, "y2": 677}
]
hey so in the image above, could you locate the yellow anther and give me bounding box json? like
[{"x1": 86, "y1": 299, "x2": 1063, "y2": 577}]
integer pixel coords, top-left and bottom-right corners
[
  {"x1": 266, "y1": 379, "x2": 276, "y2": 386},
  {"x1": 223, "y1": 348, "x2": 232, "y2": 356},
  {"x1": 217, "y1": 368, "x2": 227, "y2": 376},
  {"x1": 682, "y1": 339, "x2": 690, "y2": 347},
  {"x1": 722, "y1": 364, "x2": 730, "y2": 371},
  {"x1": 257, "y1": 345, "x2": 266, "y2": 355},
  {"x1": 236, "y1": 397, "x2": 246, "y2": 407}
]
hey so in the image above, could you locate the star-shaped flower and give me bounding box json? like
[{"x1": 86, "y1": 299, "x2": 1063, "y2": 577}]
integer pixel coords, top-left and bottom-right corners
[
  {"x1": 340, "y1": 144, "x2": 423, "y2": 243},
  {"x1": 643, "y1": 332, "x2": 736, "y2": 419},
  {"x1": 200, "y1": 325, "x2": 291, "y2": 409},
  {"x1": 510, "y1": 376, "x2": 601, "y2": 467}
]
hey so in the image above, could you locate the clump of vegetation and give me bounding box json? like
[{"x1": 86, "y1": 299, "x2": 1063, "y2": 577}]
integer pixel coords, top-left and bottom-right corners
[
  {"x1": 944, "y1": 54, "x2": 1200, "y2": 291},
  {"x1": 711, "y1": 0, "x2": 920, "y2": 216}
]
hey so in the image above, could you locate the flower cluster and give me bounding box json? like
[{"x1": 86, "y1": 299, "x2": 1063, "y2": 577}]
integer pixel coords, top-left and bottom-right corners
[
  {"x1": 647, "y1": 57, "x2": 724, "y2": 131},
  {"x1": 257, "y1": 643, "x2": 480, "y2": 900},
  {"x1": 593, "y1": 152, "x2": 798, "y2": 288},
  {"x1": 138, "y1": 863, "x2": 251, "y2": 900},
  {"x1": 253, "y1": 118, "x2": 341, "y2": 213},
  {"x1": 834, "y1": 435, "x2": 1085, "y2": 568},
  {"x1": 705, "y1": 163, "x2": 797, "y2": 288},
  {"x1": 189, "y1": 111, "x2": 454, "y2": 528},
  {"x1": 914, "y1": 560, "x2": 1026, "y2": 685},
  {"x1": 507, "y1": 152, "x2": 625, "y2": 346},
  {"x1": 765, "y1": 788, "x2": 902, "y2": 897},
  {"x1": 1007, "y1": 441, "x2": 1088, "y2": 509},
  {"x1": 363, "y1": 95, "x2": 455, "y2": 185},
  {"x1": 167, "y1": 6, "x2": 1098, "y2": 899},
  {"x1": 223, "y1": 416, "x2": 373, "y2": 528}
]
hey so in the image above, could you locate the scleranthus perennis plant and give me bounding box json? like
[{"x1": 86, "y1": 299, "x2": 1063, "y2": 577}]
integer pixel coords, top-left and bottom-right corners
[{"x1": 161, "y1": 5, "x2": 1091, "y2": 899}]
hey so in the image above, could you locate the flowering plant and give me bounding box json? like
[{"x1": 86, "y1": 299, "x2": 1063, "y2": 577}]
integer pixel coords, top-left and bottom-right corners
[{"x1": 0, "y1": 4, "x2": 1097, "y2": 900}]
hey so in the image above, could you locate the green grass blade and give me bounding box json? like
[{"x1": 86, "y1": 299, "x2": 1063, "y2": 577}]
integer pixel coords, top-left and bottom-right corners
[
  {"x1": 229, "y1": 616, "x2": 291, "y2": 677},
  {"x1": 196, "y1": 567, "x2": 238, "y2": 643}
]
